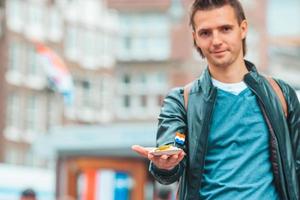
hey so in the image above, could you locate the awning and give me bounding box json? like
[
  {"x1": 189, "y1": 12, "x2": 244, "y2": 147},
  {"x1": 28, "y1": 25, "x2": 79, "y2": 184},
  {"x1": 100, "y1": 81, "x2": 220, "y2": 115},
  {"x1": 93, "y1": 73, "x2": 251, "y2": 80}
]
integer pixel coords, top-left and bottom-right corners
[{"x1": 33, "y1": 122, "x2": 157, "y2": 158}]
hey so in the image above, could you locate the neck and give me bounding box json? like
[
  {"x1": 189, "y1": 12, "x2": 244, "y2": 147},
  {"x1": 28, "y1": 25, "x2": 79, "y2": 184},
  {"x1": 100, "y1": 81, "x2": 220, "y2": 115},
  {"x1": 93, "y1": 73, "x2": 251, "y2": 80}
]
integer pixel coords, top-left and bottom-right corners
[{"x1": 208, "y1": 57, "x2": 248, "y2": 83}]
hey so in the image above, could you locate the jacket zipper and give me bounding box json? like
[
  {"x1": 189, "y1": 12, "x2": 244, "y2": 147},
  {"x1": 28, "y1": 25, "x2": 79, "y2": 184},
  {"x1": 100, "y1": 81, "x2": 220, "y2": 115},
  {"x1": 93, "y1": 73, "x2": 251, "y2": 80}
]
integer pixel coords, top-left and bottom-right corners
[{"x1": 248, "y1": 86, "x2": 289, "y2": 199}]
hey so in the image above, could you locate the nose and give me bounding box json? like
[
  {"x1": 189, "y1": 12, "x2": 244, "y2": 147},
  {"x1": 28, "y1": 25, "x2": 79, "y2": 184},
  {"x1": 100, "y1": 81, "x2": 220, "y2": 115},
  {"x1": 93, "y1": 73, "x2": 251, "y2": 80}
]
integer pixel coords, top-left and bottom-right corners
[{"x1": 212, "y1": 32, "x2": 222, "y2": 46}]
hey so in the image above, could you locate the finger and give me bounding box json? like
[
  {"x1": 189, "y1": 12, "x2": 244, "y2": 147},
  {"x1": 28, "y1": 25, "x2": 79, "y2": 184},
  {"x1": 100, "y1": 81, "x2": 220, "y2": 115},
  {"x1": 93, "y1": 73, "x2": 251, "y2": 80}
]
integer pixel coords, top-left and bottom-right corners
[
  {"x1": 168, "y1": 154, "x2": 179, "y2": 163},
  {"x1": 148, "y1": 153, "x2": 154, "y2": 160},
  {"x1": 174, "y1": 149, "x2": 184, "y2": 156},
  {"x1": 152, "y1": 158, "x2": 177, "y2": 170},
  {"x1": 131, "y1": 145, "x2": 149, "y2": 158},
  {"x1": 151, "y1": 155, "x2": 169, "y2": 166},
  {"x1": 167, "y1": 151, "x2": 186, "y2": 165},
  {"x1": 178, "y1": 151, "x2": 185, "y2": 158},
  {"x1": 160, "y1": 154, "x2": 169, "y2": 160},
  {"x1": 157, "y1": 155, "x2": 172, "y2": 167}
]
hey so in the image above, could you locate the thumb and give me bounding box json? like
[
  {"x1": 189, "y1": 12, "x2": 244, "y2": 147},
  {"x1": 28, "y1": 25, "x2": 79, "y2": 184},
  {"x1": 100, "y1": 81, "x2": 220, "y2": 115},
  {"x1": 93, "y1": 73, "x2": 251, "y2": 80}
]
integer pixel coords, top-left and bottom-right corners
[{"x1": 131, "y1": 145, "x2": 149, "y2": 158}]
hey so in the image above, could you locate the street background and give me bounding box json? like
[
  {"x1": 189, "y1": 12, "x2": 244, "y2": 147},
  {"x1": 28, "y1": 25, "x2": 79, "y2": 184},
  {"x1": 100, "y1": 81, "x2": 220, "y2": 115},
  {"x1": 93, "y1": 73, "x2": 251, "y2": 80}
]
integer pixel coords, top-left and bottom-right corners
[{"x1": 0, "y1": 0, "x2": 299, "y2": 199}]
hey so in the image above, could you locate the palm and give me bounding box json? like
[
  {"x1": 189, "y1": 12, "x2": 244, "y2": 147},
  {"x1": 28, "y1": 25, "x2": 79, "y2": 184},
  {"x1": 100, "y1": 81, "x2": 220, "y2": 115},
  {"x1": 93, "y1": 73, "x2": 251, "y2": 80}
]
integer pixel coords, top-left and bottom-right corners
[{"x1": 131, "y1": 145, "x2": 185, "y2": 170}]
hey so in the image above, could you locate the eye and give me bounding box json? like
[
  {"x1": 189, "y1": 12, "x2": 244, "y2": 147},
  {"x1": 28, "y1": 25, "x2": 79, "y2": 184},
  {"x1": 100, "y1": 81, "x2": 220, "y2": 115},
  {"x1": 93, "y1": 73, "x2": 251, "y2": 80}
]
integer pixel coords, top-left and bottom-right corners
[
  {"x1": 221, "y1": 26, "x2": 232, "y2": 32},
  {"x1": 198, "y1": 31, "x2": 211, "y2": 38}
]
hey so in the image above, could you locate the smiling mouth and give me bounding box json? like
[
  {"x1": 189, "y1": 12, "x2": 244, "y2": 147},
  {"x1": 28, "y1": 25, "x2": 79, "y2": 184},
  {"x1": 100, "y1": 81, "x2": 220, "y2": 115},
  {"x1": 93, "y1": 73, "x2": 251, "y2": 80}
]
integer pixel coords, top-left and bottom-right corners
[{"x1": 212, "y1": 50, "x2": 226, "y2": 54}]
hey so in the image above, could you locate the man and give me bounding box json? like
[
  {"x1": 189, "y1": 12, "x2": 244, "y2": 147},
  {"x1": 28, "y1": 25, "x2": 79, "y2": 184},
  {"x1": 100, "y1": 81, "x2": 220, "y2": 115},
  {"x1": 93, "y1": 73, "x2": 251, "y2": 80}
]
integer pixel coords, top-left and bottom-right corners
[
  {"x1": 132, "y1": 0, "x2": 300, "y2": 199},
  {"x1": 20, "y1": 188, "x2": 37, "y2": 200}
]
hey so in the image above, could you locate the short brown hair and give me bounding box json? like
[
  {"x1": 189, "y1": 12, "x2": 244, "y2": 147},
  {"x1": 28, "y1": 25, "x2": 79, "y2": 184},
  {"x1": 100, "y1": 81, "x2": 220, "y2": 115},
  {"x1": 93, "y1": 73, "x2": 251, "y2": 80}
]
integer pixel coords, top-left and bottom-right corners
[{"x1": 190, "y1": 0, "x2": 247, "y2": 58}]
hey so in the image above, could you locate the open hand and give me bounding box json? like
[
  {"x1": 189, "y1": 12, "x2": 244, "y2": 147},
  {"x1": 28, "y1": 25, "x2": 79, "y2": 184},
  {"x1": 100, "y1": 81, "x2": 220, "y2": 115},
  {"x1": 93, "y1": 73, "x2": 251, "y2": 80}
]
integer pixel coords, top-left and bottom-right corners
[{"x1": 131, "y1": 145, "x2": 185, "y2": 170}]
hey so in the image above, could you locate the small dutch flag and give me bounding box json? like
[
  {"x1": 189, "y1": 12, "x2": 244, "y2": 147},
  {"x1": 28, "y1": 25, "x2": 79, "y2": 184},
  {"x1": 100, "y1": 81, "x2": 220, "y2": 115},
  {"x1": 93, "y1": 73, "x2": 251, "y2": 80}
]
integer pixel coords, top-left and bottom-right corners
[{"x1": 175, "y1": 132, "x2": 185, "y2": 145}]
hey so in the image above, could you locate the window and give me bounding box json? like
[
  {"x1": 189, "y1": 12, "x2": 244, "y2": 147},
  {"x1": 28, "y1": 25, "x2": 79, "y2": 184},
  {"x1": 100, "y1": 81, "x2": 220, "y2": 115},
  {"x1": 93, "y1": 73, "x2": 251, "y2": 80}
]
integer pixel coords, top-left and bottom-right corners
[
  {"x1": 137, "y1": 73, "x2": 147, "y2": 90},
  {"x1": 79, "y1": 29, "x2": 114, "y2": 69},
  {"x1": 70, "y1": 76, "x2": 113, "y2": 122},
  {"x1": 122, "y1": 74, "x2": 131, "y2": 85},
  {"x1": 65, "y1": 25, "x2": 79, "y2": 60},
  {"x1": 6, "y1": 0, "x2": 23, "y2": 32},
  {"x1": 99, "y1": 76, "x2": 112, "y2": 110},
  {"x1": 82, "y1": 80, "x2": 92, "y2": 107},
  {"x1": 102, "y1": 31, "x2": 109, "y2": 57},
  {"x1": 28, "y1": 3, "x2": 43, "y2": 28},
  {"x1": 48, "y1": 7, "x2": 63, "y2": 41},
  {"x1": 6, "y1": 93, "x2": 21, "y2": 129},
  {"x1": 123, "y1": 94, "x2": 131, "y2": 108},
  {"x1": 25, "y1": 94, "x2": 39, "y2": 132},
  {"x1": 26, "y1": 3, "x2": 44, "y2": 39},
  {"x1": 118, "y1": 13, "x2": 170, "y2": 61},
  {"x1": 140, "y1": 94, "x2": 147, "y2": 108},
  {"x1": 28, "y1": 46, "x2": 42, "y2": 76},
  {"x1": 148, "y1": 72, "x2": 167, "y2": 91},
  {"x1": 116, "y1": 71, "x2": 168, "y2": 119},
  {"x1": 8, "y1": 41, "x2": 23, "y2": 73},
  {"x1": 74, "y1": 79, "x2": 96, "y2": 110}
]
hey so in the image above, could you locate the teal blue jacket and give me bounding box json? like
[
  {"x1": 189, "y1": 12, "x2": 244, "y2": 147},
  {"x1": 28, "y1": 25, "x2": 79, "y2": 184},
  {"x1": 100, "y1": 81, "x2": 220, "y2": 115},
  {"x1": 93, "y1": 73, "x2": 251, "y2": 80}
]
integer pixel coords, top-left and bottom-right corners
[{"x1": 150, "y1": 61, "x2": 300, "y2": 200}]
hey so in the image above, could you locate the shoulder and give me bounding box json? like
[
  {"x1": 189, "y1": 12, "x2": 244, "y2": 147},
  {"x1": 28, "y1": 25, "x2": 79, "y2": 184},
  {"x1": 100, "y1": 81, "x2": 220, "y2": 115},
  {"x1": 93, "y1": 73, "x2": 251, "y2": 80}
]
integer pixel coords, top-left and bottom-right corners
[
  {"x1": 273, "y1": 78, "x2": 299, "y2": 106},
  {"x1": 163, "y1": 87, "x2": 184, "y2": 105},
  {"x1": 168, "y1": 87, "x2": 184, "y2": 96},
  {"x1": 274, "y1": 78, "x2": 295, "y2": 94}
]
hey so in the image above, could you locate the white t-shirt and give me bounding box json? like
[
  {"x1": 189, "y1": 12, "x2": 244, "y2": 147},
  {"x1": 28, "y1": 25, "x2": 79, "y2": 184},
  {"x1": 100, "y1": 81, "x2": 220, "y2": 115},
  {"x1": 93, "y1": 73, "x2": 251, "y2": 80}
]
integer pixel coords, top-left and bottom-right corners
[{"x1": 211, "y1": 78, "x2": 248, "y2": 95}]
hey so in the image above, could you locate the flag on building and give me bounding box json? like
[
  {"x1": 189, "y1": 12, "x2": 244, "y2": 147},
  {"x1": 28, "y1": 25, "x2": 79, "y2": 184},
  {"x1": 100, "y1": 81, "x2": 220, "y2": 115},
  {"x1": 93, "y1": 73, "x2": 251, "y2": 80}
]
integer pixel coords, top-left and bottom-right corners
[{"x1": 35, "y1": 41, "x2": 74, "y2": 106}]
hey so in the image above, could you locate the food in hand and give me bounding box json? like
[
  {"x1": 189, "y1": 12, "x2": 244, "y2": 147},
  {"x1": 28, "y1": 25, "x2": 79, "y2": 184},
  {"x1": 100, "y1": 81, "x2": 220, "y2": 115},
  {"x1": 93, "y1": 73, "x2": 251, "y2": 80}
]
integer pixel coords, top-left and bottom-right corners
[{"x1": 150, "y1": 145, "x2": 182, "y2": 156}]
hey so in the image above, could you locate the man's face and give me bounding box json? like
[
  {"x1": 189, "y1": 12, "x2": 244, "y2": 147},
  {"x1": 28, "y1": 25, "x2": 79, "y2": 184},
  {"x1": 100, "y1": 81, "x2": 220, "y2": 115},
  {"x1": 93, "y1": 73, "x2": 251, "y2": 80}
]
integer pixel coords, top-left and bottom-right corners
[{"x1": 192, "y1": 5, "x2": 247, "y2": 68}]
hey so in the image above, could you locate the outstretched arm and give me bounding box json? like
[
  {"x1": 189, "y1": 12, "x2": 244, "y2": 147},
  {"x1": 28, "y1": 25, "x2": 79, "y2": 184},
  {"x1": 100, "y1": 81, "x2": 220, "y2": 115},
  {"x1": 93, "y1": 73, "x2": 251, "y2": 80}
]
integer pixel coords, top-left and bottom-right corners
[{"x1": 151, "y1": 87, "x2": 188, "y2": 184}]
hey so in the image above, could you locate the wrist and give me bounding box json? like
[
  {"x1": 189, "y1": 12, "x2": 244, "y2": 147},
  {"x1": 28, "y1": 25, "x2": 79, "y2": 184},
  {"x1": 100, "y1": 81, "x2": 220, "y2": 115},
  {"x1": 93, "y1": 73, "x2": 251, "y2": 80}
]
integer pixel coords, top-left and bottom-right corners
[{"x1": 151, "y1": 162, "x2": 179, "y2": 175}]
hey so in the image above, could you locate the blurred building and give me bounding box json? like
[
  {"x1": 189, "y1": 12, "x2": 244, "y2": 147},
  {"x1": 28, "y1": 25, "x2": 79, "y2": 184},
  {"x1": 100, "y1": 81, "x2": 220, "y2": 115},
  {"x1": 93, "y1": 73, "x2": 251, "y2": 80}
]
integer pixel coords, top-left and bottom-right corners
[
  {"x1": 242, "y1": 0, "x2": 269, "y2": 71},
  {"x1": 0, "y1": 0, "x2": 300, "y2": 199},
  {"x1": 107, "y1": 0, "x2": 203, "y2": 121},
  {"x1": 241, "y1": 0, "x2": 300, "y2": 89},
  {"x1": 1, "y1": 0, "x2": 118, "y2": 167},
  {"x1": 267, "y1": 0, "x2": 300, "y2": 89},
  {"x1": 0, "y1": 0, "x2": 6, "y2": 162},
  {"x1": 1, "y1": 0, "x2": 288, "y2": 168}
]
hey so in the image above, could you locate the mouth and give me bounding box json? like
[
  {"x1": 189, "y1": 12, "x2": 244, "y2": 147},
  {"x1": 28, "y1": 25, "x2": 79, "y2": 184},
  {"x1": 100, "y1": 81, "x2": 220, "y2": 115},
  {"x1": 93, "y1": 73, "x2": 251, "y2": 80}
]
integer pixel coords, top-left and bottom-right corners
[
  {"x1": 211, "y1": 50, "x2": 227, "y2": 57},
  {"x1": 212, "y1": 50, "x2": 227, "y2": 54}
]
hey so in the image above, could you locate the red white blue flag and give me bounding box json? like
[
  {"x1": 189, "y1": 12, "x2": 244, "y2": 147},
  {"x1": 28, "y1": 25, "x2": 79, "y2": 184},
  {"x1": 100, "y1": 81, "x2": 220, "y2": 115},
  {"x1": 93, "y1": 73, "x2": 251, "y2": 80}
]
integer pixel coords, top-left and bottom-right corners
[
  {"x1": 77, "y1": 169, "x2": 132, "y2": 200},
  {"x1": 175, "y1": 132, "x2": 185, "y2": 145},
  {"x1": 35, "y1": 41, "x2": 74, "y2": 105}
]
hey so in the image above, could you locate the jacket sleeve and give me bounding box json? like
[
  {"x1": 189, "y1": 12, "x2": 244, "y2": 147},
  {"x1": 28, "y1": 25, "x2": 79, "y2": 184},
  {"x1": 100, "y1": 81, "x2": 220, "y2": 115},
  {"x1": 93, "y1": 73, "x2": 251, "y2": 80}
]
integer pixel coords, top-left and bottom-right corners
[
  {"x1": 279, "y1": 80, "x2": 300, "y2": 189},
  {"x1": 149, "y1": 87, "x2": 187, "y2": 185}
]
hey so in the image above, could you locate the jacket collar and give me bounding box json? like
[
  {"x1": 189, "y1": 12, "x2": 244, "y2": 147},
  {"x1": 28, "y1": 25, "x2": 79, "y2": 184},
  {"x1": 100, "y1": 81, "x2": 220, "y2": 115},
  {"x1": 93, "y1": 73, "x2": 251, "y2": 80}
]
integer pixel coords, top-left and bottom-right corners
[{"x1": 197, "y1": 60, "x2": 260, "y2": 98}]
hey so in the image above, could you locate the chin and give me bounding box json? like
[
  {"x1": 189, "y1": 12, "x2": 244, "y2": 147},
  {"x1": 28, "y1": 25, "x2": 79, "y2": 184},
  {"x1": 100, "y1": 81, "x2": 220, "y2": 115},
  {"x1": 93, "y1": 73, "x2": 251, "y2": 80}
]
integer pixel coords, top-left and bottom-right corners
[{"x1": 209, "y1": 58, "x2": 232, "y2": 68}]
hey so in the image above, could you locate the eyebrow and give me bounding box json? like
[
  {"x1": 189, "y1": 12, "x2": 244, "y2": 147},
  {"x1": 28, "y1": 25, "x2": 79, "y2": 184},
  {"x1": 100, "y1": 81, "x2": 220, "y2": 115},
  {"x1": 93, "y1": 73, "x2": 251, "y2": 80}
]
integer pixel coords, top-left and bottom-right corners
[
  {"x1": 198, "y1": 28, "x2": 210, "y2": 33},
  {"x1": 197, "y1": 24, "x2": 235, "y2": 33}
]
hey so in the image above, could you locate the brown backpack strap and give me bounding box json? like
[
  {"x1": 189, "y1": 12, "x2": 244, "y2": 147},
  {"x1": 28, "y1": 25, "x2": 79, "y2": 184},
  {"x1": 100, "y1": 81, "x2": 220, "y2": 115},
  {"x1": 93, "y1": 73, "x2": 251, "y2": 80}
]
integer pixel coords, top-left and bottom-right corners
[
  {"x1": 183, "y1": 82, "x2": 193, "y2": 110},
  {"x1": 266, "y1": 77, "x2": 288, "y2": 118}
]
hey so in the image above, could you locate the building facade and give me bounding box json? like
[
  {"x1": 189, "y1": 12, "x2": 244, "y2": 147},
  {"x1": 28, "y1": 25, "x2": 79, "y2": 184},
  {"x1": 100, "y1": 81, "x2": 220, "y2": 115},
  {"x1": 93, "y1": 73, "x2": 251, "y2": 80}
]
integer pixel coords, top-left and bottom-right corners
[
  {"x1": 1, "y1": 0, "x2": 118, "y2": 167},
  {"x1": 108, "y1": 0, "x2": 206, "y2": 122}
]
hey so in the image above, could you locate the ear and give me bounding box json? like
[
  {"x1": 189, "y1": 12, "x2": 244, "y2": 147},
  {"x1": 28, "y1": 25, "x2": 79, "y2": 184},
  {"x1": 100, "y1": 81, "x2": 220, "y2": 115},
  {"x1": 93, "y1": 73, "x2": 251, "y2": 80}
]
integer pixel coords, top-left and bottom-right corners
[
  {"x1": 192, "y1": 31, "x2": 200, "y2": 47},
  {"x1": 240, "y1": 20, "x2": 248, "y2": 39},
  {"x1": 192, "y1": 31, "x2": 196, "y2": 42}
]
